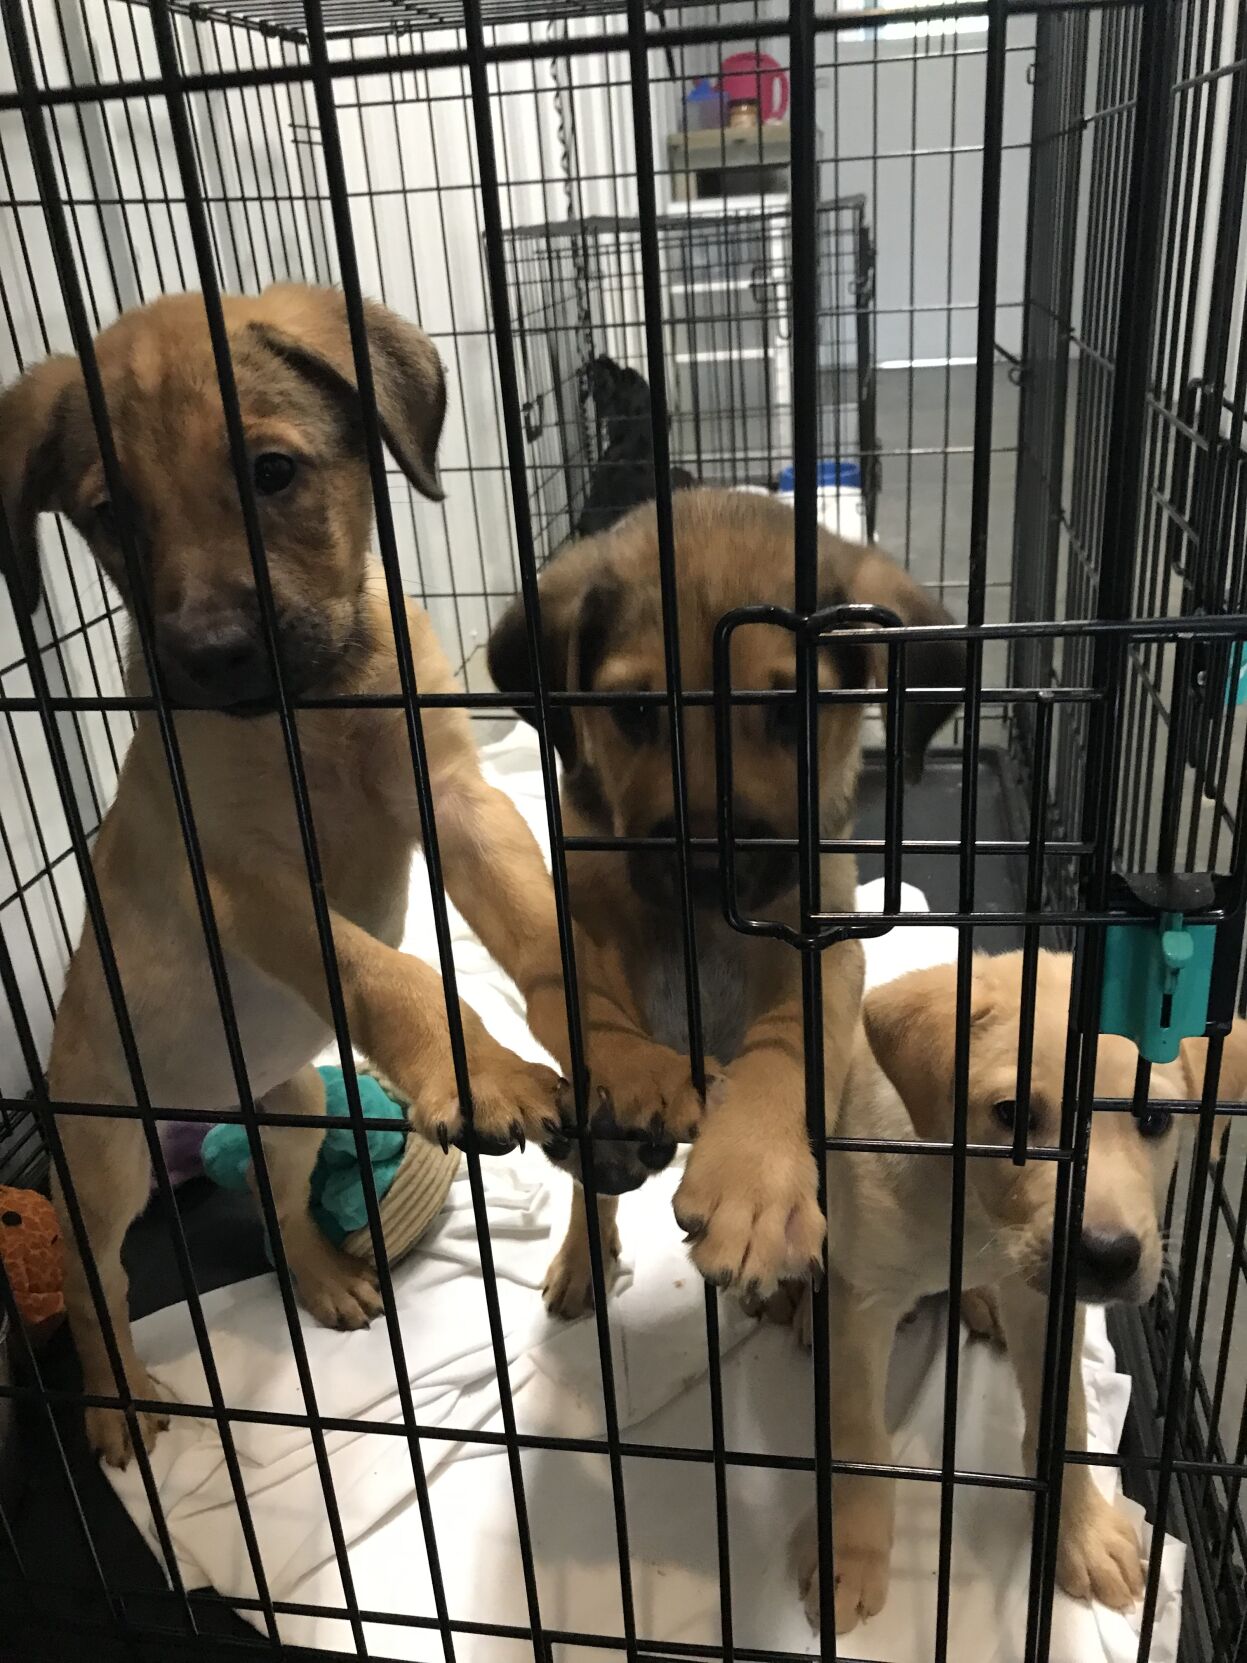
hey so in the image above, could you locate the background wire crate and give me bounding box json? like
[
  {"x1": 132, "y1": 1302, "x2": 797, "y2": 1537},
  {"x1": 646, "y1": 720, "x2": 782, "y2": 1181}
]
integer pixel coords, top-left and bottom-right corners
[
  {"x1": 498, "y1": 198, "x2": 879, "y2": 561},
  {"x1": 1, "y1": 2, "x2": 1247, "y2": 1662}
]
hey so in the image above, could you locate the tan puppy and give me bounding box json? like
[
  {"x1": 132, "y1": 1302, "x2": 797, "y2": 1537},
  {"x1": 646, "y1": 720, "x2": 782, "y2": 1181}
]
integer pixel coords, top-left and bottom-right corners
[
  {"x1": 488, "y1": 489, "x2": 964, "y2": 1314},
  {"x1": 0, "y1": 285, "x2": 701, "y2": 1466},
  {"x1": 792, "y1": 949, "x2": 1238, "y2": 1634}
]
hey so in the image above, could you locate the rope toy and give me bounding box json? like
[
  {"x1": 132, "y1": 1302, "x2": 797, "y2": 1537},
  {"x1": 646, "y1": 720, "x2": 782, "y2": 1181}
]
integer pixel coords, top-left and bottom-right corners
[{"x1": 202, "y1": 1065, "x2": 459, "y2": 1268}]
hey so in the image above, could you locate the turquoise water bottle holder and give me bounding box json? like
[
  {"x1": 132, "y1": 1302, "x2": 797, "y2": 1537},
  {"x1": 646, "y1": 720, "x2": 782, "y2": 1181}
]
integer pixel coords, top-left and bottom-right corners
[{"x1": 1099, "y1": 874, "x2": 1222, "y2": 1064}]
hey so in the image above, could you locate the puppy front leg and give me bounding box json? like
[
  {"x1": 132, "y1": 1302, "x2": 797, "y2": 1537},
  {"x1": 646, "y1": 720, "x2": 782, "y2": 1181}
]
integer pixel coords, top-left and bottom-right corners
[
  {"x1": 256, "y1": 1068, "x2": 384, "y2": 1329},
  {"x1": 366, "y1": 647, "x2": 706, "y2": 1141},
  {"x1": 407, "y1": 762, "x2": 707, "y2": 1140},
  {"x1": 795, "y1": 1279, "x2": 900, "y2": 1633},
  {"x1": 208, "y1": 865, "x2": 561, "y2": 1149},
  {"x1": 996, "y1": 1278, "x2": 1144, "y2": 1609},
  {"x1": 673, "y1": 936, "x2": 864, "y2": 1295}
]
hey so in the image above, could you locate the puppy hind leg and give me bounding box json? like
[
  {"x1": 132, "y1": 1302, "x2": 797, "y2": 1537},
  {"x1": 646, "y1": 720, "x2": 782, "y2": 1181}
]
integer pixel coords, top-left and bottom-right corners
[
  {"x1": 996, "y1": 1279, "x2": 1143, "y2": 1610},
  {"x1": 52, "y1": 1108, "x2": 169, "y2": 1468},
  {"x1": 794, "y1": 1283, "x2": 900, "y2": 1634},
  {"x1": 544, "y1": 1186, "x2": 620, "y2": 1320},
  {"x1": 254, "y1": 1067, "x2": 383, "y2": 1330}
]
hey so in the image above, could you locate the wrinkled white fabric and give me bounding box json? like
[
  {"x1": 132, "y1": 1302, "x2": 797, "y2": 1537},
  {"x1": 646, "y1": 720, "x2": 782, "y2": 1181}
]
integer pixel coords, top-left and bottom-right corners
[{"x1": 106, "y1": 726, "x2": 1183, "y2": 1661}]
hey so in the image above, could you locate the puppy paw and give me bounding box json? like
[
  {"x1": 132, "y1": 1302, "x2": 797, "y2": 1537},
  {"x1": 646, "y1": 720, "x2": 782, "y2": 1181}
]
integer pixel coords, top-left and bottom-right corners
[
  {"x1": 85, "y1": 1371, "x2": 170, "y2": 1469},
  {"x1": 586, "y1": 1030, "x2": 712, "y2": 1143},
  {"x1": 528, "y1": 993, "x2": 713, "y2": 1153},
  {"x1": 961, "y1": 1285, "x2": 1006, "y2": 1346},
  {"x1": 793, "y1": 1501, "x2": 892, "y2": 1634},
  {"x1": 674, "y1": 1120, "x2": 825, "y2": 1296},
  {"x1": 543, "y1": 1217, "x2": 622, "y2": 1320},
  {"x1": 404, "y1": 1037, "x2": 563, "y2": 1157},
  {"x1": 540, "y1": 1038, "x2": 715, "y2": 1194},
  {"x1": 294, "y1": 1236, "x2": 384, "y2": 1331},
  {"x1": 1057, "y1": 1492, "x2": 1145, "y2": 1610}
]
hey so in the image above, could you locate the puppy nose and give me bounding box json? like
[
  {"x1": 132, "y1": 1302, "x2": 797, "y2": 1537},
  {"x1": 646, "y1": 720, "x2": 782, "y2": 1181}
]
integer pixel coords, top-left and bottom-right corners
[
  {"x1": 1078, "y1": 1229, "x2": 1141, "y2": 1289},
  {"x1": 158, "y1": 608, "x2": 270, "y2": 706},
  {"x1": 644, "y1": 816, "x2": 720, "y2": 906}
]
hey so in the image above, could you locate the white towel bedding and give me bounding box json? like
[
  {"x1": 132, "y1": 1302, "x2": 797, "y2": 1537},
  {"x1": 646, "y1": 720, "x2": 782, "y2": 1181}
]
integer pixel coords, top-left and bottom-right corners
[{"x1": 106, "y1": 725, "x2": 1184, "y2": 1662}]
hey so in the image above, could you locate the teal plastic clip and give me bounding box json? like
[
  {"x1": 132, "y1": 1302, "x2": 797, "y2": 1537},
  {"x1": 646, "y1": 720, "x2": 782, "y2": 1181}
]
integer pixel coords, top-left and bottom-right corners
[{"x1": 1100, "y1": 912, "x2": 1216, "y2": 1064}]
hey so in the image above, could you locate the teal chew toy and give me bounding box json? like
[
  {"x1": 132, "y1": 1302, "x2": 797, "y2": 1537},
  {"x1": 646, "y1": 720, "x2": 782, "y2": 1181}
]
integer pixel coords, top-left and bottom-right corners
[{"x1": 203, "y1": 1067, "x2": 408, "y2": 1258}]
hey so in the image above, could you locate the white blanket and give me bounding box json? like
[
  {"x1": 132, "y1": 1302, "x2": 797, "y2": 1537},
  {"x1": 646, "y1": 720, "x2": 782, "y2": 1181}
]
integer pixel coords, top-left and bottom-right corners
[{"x1": 108, "y1": 725, "x2": 1184, "y2": 1661}]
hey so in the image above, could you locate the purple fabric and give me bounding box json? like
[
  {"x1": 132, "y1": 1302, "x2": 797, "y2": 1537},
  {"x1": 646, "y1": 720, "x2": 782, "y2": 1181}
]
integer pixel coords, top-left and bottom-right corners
[{"x1": 154, "y1": 1120, "x2": 210, "y2": 1190}]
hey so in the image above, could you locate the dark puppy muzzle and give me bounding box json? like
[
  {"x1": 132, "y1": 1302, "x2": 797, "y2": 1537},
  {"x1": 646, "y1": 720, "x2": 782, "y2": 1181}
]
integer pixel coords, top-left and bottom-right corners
[
  {"x1": 627, "y1": 813, "x2": 797, "y2": 913},
  {"x1": 542, "y1": 1092, "x2": 677, "y2": 1194},
  {"x1": 156, "y1": 600, "x2": 339, "y2": 715}
]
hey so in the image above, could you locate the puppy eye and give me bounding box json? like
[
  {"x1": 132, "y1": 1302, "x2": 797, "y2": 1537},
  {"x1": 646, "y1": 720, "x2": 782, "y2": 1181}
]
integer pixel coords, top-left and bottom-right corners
[
  {"x1": 92, "y1": 499, "x2": 117, "y2": 539},
  {"x1": 992, "y1": 1098, "x2": 1037, "y2": 1133},
  {"x1": 253, "y1": 453, "x2": 297, "y2": 496},
  {"x1": 768, "y1": 691, "x2": 800, "y2": 746},
  {"x1": 611, "y1": 701, "x2": 659, "y2": 745},
  {"x1": 1136, "y1": 1107, "x2": 1173, "y2": 1141}
]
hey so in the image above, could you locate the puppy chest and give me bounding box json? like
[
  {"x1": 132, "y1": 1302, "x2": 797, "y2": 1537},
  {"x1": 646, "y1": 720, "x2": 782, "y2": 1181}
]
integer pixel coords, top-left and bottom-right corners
[{"x1": 640, "y1": 935, "x2": 751, "y2": 1062}]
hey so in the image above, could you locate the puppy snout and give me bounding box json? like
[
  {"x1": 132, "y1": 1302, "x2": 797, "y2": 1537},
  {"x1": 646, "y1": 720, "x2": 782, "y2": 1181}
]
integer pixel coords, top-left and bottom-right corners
[
  {"x1": 731, "y1": 814, "x2": 797, "y2": 908},
  {"x1": 627, "y1": 815, "x2": 719, "y2": 910},
  {"x1": 626, "y1": 812, "x2": 795, "y2": 912},
  {"x1": 158, "y1": 606, "x2": 273, "y2": 711},
  {"x1": 1076, "y1": 1228, "x2": 1142, "y2": 1301}
]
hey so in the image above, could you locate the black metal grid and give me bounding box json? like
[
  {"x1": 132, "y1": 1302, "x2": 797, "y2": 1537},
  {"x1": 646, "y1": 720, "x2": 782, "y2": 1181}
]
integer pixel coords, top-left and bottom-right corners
[
  {"x1": 0, "y1": 2, "x2": 1245, "y2": 1662},
  {"x1": 498, "y1": 199, "x2": 879, "y2": 563}
]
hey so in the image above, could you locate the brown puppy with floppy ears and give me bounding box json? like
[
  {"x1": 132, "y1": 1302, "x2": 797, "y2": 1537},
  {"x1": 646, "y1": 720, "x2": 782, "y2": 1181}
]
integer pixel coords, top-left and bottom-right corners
[
  {"x1": 488, "y1": 488, "x2": 964, "y2": 1315},
  {"x1": 791, "y1": 949, "x2": 1240, "y2": 1635},
  {"x1": 0, "y1": 284, "x2": 703, "y2": 1467}
]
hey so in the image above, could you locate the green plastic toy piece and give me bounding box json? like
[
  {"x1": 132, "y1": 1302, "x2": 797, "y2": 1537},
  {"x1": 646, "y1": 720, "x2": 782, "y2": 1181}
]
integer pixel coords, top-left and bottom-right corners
[{"x1": 1100, "y1": 911, "x2": 1216, "y2": 1064}]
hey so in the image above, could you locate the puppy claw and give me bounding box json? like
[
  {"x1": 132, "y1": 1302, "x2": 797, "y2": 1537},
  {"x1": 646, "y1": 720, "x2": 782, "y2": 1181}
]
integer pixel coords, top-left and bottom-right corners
[
  {"x1": 435, "y1": 1122, "x2": 450, "y2": 1154},
  {"x1": 512, "y1": 1120, "x2": 526, "y2": 1153}
]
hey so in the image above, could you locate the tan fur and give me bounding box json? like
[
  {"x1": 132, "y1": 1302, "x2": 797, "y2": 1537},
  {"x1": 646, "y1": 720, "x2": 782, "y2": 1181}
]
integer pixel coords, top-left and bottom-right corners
[
  {"x1": 789, "y1": 949, "x2": 1232, "y2": 1633},
  {"x1": 488, "y1": 490, "x2": 963, "y2": 1312},
  {"x1": 1, "y1": 284, "x2": 695, "y2": 1466}
]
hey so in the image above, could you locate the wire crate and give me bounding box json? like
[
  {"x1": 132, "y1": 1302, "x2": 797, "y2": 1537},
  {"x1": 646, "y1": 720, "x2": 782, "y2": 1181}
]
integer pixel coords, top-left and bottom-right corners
[
  {"x1": 499, "y1": 198, "x2": 880, "y2": 561},
  {"x1": 1, "y1": 3, "x2": 1246, "y2": 1663}
]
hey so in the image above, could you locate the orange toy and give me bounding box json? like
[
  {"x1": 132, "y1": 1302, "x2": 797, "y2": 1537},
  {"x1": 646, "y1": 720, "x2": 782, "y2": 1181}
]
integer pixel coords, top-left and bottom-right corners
[{"x1": 0, "y1": 1186, "x2": 65, "y2": 1336}]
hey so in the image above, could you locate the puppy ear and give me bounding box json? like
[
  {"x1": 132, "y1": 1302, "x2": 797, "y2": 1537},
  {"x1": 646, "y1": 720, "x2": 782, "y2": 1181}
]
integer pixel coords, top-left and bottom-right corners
[
  {"x1": 863, "y1": 961, "x2": 987, "y2": 1137},
  {"x1": 1175, "y1": 1022, "x2": 1247, "y2": 1146},
  {"x1": 249, "y1": 283, "x2": 446, "y2": 502},
  {"x1": 0, "y1": 356, "x2": 81, "y2": 619},
  {"x1": 486, "y1": 541, "x2": 611, "y2": 771},
  {"x1": 832, "y1": 541, "x2": 967, "y2": 783}
]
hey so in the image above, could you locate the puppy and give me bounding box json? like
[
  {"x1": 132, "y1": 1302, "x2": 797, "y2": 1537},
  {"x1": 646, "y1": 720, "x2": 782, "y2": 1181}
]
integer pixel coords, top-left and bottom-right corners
[
  {"x1": 0, "y1": 284, "x2": 701, "y2": 1466},
  {"x1": 488, "y1": 488, "x2": 964, "y2": 1315},
  {"x1": 792, "y1": 949, "x2": 1238, "y2": 1633},
  {"x1": 576, "y1": 355, "x2": 695, "y2": 538}
]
